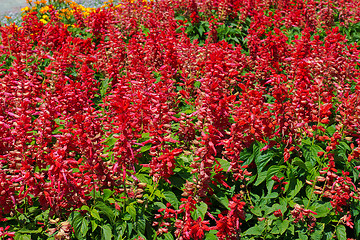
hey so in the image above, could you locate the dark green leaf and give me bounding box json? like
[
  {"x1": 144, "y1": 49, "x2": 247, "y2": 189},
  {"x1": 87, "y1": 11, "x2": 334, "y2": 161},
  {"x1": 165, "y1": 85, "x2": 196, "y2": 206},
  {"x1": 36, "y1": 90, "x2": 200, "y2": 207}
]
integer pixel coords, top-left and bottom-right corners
[
  {"x1": 213, "y1": 193, "x2": 229, "y2": 210},
  {"x1": 255, "y1": 151, "x2": 274, "y2": 173},
  {"x1": 254, "y1": 171, "x2": 267, "y2": 186},
  {"x1": 72, "y1": 214, "x2": 89, "y2": 239},
  {"x1": 136, "y1": 218, "x2": 146, "y2": 235},
  {"x1": 292, "y1": 157, "x2": 307, "y2": 170},
  {"x1": 288, "y1": 178, "x2": 304, "y2": 199},
  {"x1": 95, "y1": 202, "x2": 115, "y2": 224}
]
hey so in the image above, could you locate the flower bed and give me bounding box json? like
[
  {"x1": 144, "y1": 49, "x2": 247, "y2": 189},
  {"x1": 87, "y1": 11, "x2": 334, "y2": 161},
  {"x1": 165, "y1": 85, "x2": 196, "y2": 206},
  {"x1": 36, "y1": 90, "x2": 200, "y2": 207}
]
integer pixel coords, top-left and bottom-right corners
[{"x1": 1, "y1": 0, "x2": 360, "y2": 239}]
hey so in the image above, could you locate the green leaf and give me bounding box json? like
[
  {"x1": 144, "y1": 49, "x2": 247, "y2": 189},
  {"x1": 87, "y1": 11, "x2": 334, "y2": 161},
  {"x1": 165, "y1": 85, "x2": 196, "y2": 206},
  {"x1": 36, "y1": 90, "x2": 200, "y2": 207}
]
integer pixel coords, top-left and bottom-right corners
[
  {"x1": 243, "y1": 225, "x2": 263, "y2": 236},
  {"x1": 136, "y1": 218, "x2": 146, "y2": 235},
  {"x1": 163, "y1": 191, "x2": 179, "y2": 208},
  {"x1": 279, "y1": 220, "x2": 290, "y2": 234},
  {"x1": 91, "y1": 220, "x2": 98, "y2": 232},
  {"x1": 153, "y1": 202, "x2": 167, "y2": 210},
  {"x1": 140, "y1": 144, "x2": 151, "y2": 153},
  {"x1": 302, "y1": 143, "x2": 324, "y2": 167},
  {"x1": 355, "y1": 217, "x2": 360, "y2": 238},
  {"x1": 80, "y1": 205, "x2": 90, "y2": 211},
  {"x1": 198, "y1": 24, "x2": 205, "y2": 36},
  {"x1": 270, "y1": 219, "x2": 289, "y2": 235},
  {"x1": 213, "y1": 193, "x2": 230, "y2": 210},
  {"x1": 101, "y1": 224, "x2": 112, "y2": 240},
  {"x1": 310, "y1": 202, "x2": 331, "y2": 218},
  {"x1": 163, "y1": 232, "x2": 174, "y2": 240},
  {"x1": 311, "y1": 223, "x2": 325, "y2": 240},
  {"x1": 254, "y1": 171, "x2": 267, "y2": 186},
  {"x1": 288, "y1": 178, "x2": 304, "y2": 199},
  {"x1": 18, "y1": 227, "x2": 43, "y2": 234},
  {"x1": 100, "y1": 78, "x2": 111, "y2": 97},
  {"x1": 14, "y1": 234, "x2": 31, "y2": 240},
  {"x1": 217, "y1": 158, "x2": 230, "y2": 172},
  {"x1": 95, "y1": 202, "x2": 115, "y2": 224},
  {"x1": 292, "y1": 157, "x2": 307, "y2": 170},
  {"x1": 336, "y1": 225, "x2": 346, "y2": 240},
  {"x1": 326, "y1": 125, "x2": 336, "y2": 136},
  {"x1": 266, "y1": 165, "x2": 281, "y2": 180},
  {"x1": 91, "y1": 209, "x2": 101, "y2": 221},
  {"x1": 205, "y1": 232, "x2": 218, "y2": 240},
  {"x1": 102, "y1": 189, "x2": 114, "y2": 201},
  {"x1": 250, "y1": 206, "x2": 263, "y2": 216},
  {"x1": 192, "y1": 202, "x2": 208, "y2": 220},
  {"x1": 299, "y1": 231, "x2": 308, "y2": 240},
  {"x1": 255, "y1": 151, "x2": 274, "y2": 173},
  {"x1": 72, "y1": 214, "x2": 89, "y2": 239},
  {"x1": 126, "y1": 205, "x2": 137, "y2": 220}
]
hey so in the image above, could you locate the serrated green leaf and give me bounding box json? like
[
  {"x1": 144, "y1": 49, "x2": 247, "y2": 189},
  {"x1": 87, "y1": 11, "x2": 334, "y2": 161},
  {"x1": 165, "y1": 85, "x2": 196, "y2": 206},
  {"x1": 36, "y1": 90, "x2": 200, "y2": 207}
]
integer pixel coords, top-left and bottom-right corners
[
  {"x1": 80, "y1": 205, "x2": 90, "y2": 211},
  {"x1": 266, "y1": 165, "x2": 281, "y2": 180},
  {"x1": 311, "y1": 223, "x2": 324, "y2": 240},
  {"x1": 279, "y1": 220, "x2": 290, "y2": 234},
  {"x1": 355, "y1": 217, "x2": 360, "y2": 238},
  {"x1": 153, "y1": 202, "x2": 167, "y2": 210},
  {"x1": 299, "y1": 231, "x2": 308, "y2": 240}
]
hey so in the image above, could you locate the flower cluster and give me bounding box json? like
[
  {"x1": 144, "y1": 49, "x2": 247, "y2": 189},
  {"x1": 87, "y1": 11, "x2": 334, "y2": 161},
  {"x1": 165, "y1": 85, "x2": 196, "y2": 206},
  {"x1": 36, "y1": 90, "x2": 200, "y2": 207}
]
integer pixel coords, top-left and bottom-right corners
[{"x1": 1, "y1": 0, "x2": 360, "y2": 239}]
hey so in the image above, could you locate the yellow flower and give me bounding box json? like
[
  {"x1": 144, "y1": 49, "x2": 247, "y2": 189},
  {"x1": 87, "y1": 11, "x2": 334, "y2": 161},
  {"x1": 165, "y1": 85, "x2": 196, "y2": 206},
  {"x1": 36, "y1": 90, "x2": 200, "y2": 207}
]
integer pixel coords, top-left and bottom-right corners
[
  {"x1": 42, "y1": 15, "x2": 49, "y2": 20},
  {"x1": 39, "y1": 19, "x2": 47, "y2": 24},
  {"x1": 21, "y1": 6, "x2": 30, "y2": 12},
  {"x1": 40, "y1": 6, "x2": 49, "y2": 13}
]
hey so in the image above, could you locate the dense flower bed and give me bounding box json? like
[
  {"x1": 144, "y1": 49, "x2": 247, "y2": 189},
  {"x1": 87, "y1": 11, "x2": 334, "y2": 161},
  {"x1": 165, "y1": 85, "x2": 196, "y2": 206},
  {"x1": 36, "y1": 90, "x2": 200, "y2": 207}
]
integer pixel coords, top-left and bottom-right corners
[{"x1": 1, "y1": 0, "x2": 360, "y2": 239}]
